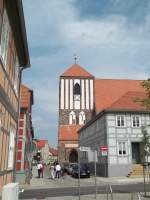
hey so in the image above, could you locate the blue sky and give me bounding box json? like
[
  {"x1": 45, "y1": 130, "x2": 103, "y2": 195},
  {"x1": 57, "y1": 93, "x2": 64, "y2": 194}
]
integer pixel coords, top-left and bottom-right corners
[{"x1": 22, "y1": 0, "x2": 150, "y2": 148}]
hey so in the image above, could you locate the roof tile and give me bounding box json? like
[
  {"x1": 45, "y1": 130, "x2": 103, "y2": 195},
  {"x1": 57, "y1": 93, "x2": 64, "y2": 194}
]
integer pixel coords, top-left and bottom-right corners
[
  {"x1": 21, "y1": 85, "x2": 33, "y2": 108},
  {"x1": 37, "y1": 140, "x2": 48, "y2": 148},
  {"x1": 95, "y1": 79, "x2": 144, "y2": 113},
  {"x1": 61, "y1": 64, "x2": 94, "y2": 77},
  {"x1": 108, "y1": 91, "x2": 147, "y2": 111},
  {"x1": 59, "y1": 125, "x2": 82, "y2": 141},
  {"x1": 49, "y1": 148, "x2": 58, "y2": 156}
]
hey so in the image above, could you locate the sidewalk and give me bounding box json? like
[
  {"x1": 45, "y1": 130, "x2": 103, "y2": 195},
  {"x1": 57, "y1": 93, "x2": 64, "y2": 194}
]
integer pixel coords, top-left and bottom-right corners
[
  {"x1": 20, "y1": 193, "x2": 149, "y2": 200},
  {"x1": 19, "y1": 166, "x2": 146, "y2": 200},
  {"x1": 20, "y1": 166, "x2": 144, "y2": 190}
]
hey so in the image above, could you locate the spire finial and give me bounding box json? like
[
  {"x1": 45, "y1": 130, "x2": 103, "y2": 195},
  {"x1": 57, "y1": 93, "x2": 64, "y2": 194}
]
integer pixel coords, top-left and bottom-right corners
[{"x1": 74, "y1": 54, "x2": 77, "y2": 64}]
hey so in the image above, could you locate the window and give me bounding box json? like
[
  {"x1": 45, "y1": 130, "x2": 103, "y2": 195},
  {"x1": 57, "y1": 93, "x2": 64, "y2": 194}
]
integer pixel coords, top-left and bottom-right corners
[
  {"x1": 116, "y1": 115, "x2": 125, "y2": 127},
  {"x1": 74, "y1": 83, "x2": 80, "y2": 95},
  {"x1": 13, "y1": 55, "x2": 20, "y2": 94},
  {"x1": 118, "y1": 141, "x2": 127, "y2": 156},
  {"x1": 8, "y1": 129, "x2": 15, "y2": 169},
  {"x1": 79, "y1": 111, "x2": 86, "y2": 125},
  {"x1": 0, "y1": 9, "x2": 10, "y2": 67},
  {"x1": 69, "y1": 111, "x2": 76, "y2": 125},
  {"x1": 132, "y1": 116, "x2": 141, "y2": 127}
]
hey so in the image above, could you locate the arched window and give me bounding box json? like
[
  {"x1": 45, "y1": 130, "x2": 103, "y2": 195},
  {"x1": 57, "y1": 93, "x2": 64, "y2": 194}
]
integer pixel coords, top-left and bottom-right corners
[
  {"x1": 69, "y1": 111, "x2": 76, "y2": 125},
  {"x1": 79, "y1": 111, "x2": 86, "y2": 125},
  {"x1": 74, "y1": 83, "x2": 81, "y2": 95}
]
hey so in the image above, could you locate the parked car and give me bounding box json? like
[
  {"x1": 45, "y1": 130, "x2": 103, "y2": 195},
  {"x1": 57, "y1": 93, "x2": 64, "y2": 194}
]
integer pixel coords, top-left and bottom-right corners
[
  {"x1": 72, "y1": 163, "x2": 90, "y2": 178},
  {"x1": 67, "y1": 163, "x2": 77, "y2": 175},
  {"x1": 61, "y1": 162, "x2": 69, "y2": 174}
]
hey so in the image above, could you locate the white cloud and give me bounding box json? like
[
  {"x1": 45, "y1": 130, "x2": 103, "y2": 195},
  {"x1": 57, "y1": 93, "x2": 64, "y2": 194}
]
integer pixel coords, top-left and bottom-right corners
[{"x1": 23, "y1": 0, "x2": 150, "y2": 147}]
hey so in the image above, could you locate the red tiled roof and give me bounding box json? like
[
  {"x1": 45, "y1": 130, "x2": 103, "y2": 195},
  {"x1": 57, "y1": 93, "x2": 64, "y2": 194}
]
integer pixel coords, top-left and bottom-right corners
[
  {"x1": 21, "y1": 85, "x2": 33, "y2": 108},
  {"x1": 95, "y1": 79, "x2": 144, "y2": 113},
  {"x1": 37, "y1": 140, "x2": 48, "y2": 148},
  {"x1": 49, "y1": 148, "x2": 58, "y2": 156},
  {"x1": 61, "y1": 64, "x2": 94, "y2": 77},
  {"x1": 108, "y1": 91, "x2": 147, "y2": 111},
  {"x1": 59, "y1": 125, "x2": 82, "y2": 141}
]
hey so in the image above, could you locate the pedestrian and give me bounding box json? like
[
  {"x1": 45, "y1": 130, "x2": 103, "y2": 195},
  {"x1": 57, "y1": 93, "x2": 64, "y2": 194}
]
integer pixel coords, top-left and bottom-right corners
[
  {"x1": 41, "y1": 162, "x2": 44, "y2": 178},
  {"x1": 50, "y1": 164, "x2": 55, "y2": 179},
  {"x1": 37, "y1": 162, "x2": 42, "y2": 178},
  {"x1": 55, "y1": 162, "x2": 61, "y2": 178}
]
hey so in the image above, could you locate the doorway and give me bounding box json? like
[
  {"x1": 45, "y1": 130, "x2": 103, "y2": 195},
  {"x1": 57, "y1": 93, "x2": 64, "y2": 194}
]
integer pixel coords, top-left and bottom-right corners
[
  {"x1": 69, "y1": 149, "x2": 78, "y2": 163},
  {"x1": 132, "y1": 142, "x2": 141, "y2": 164}
]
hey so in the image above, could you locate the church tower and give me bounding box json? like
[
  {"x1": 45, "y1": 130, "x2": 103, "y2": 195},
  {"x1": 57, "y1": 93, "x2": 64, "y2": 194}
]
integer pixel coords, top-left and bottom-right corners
[{"x1": 58, "y1": 63, "x2": 95, "y2": 162}]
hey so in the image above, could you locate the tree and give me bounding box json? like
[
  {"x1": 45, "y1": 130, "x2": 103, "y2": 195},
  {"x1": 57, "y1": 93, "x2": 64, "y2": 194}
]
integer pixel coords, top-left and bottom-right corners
[
  {"x1": 139, "y1": 80, "x2": 150, "y2": 111},
  {"x1": 139, "y1": 80, "x2": 150, "y2": 162},
  {"x1": 141, "y1": 126, "x2": 150, "y2": 162}
]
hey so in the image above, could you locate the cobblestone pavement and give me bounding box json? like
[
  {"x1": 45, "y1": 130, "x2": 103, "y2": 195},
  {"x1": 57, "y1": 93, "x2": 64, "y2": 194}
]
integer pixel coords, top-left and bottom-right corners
[
  {"x1": 20, "y1": 166, "x2": 144, "y2": 190},
  {"x1": 20, "y1": 193, "x2": 150, "y2": 200},
  {"x1": 19, "y1": 166, "x2": 149, "y2": 200}
]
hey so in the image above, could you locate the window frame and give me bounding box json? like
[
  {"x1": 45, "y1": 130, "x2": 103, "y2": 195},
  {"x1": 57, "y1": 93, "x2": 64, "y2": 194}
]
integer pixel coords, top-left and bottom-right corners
[
  {"x1": 69, "y1": 111, "x2": 76, "y2": 125},
  {"x1": 0, "y1": 8, "x2": 10, "y2": 68},
  {"x1": 13, "y1": 55, "x2": 20, "y2": 95},
  {"x1": 117, "y1": 141, "x2": 127, "y2": 156},
  {"x1": 7, "y1": 128, "x2": 15, "y2": 169},
  {"x1": 79, "y1": 111, "x2": 86, "y2": 125},
  {"x1": 73, "y1": 83, "x2": 81, "y2": 95},
  {"x1": 116, "y1": 115, "x2": 126, "y2": 127},
  {"x1": 132, "y1": 115, "x2": 141, "y2": 128}
]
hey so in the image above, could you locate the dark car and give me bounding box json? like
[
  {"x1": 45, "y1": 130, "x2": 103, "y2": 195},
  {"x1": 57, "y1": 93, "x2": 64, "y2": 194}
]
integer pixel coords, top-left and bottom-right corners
[
  {"x1": 67, "y1": 163, "x2": 77, "y2": 175},
  {"x1": 72, "y1": 163, "x2": 90, "y2": 178},
  {"x1": 61, "y1": 162, "x2": 77, "y2": 175},
  {"x1": 61, "y1": 162, "x2": 69, "y2": 174}
]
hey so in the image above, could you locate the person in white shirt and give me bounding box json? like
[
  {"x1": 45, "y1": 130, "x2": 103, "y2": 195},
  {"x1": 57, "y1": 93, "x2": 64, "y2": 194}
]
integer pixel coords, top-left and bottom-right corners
[
  {"x1": 37, "y1": 162, "x2": 42, "y2": 178},
  {"x1": 55, "y1": 163, "x2": 61, "y2": 178},
  {"x1": 50, "y1": 164, "x2": 55, "y2": 179}
]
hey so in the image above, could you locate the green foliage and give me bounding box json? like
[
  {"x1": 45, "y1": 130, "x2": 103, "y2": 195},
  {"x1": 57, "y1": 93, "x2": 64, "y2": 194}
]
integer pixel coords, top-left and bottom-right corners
[
  {"x1": 138, "y1": 80, "x2": 150, "y2": 161},
  {"x1": 142, "y1": 126, "x2": 150, "y2": 158},
  {"x1": 140, "y1": 80, "x2": 150, "y2": 111}
]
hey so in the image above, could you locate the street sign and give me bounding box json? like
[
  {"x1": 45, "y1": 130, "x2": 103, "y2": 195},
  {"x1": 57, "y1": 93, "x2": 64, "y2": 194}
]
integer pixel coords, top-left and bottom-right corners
[
  {"x1": 79, "y1": 146, "x2": 90, "y2": 151},
  {"x1": 101, "y1": 151, "x2": 108, "y2": 156},
  {"x1": 100, "y1": 145, "x2": 108, "y2": 157},
  {"x1": 100, "y1": 146, "x2": 108, "y2": 151}
]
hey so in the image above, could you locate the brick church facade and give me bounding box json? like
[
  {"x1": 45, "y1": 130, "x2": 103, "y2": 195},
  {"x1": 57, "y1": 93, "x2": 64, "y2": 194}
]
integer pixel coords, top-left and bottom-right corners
[
  {"x1": 58, "y1": 64, "x2": 95, "y2": 162},
  {"x1": 58, "y1": 63, "x2": 145, "y2": 163}
]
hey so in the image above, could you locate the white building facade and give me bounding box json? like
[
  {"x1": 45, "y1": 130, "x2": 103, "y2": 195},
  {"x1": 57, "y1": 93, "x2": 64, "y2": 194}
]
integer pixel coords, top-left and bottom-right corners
[
  {"x1": 79, "y1": 95, "x2": 150, "y2": 177},
  {"x1": 79, "y1": 92, "x2": 150, "y2": 177}
]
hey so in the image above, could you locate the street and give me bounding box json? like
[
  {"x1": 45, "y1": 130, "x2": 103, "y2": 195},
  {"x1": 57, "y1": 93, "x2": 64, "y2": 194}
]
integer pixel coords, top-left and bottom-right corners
[{"x1": 19, "y1": 166, "x2": 150, "y2": 199}]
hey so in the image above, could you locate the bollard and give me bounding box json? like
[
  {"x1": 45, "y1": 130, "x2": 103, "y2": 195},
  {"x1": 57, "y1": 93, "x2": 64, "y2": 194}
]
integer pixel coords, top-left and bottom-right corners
[
  {"x1": 2, "y1": 183, "x2": 19, "y2": 200},
  {"x1": 131, "y1": 193, "x2": 133, "y2": 200},
  {"x1": 137, "y1": 193, "x2": 141, "y2": 200}
]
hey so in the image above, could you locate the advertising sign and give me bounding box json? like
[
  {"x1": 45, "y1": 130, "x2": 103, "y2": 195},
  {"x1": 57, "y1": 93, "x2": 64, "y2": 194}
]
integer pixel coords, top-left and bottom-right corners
[{"x1": 79, "y1": 146, "x2": 90, "y2": 151}]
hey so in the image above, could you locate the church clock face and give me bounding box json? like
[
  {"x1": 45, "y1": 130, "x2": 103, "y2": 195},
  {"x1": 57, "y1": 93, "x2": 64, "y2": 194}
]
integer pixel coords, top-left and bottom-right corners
[{"x1": 74, "y1": 95, "x2": 80, "y2": 101}]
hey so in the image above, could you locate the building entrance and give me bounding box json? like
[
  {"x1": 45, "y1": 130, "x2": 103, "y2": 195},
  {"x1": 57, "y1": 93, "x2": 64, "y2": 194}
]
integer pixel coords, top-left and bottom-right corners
[
  {"x1": 69, "y1": 149, "x2": 78, "y2": 162},
  {"x1": 132, "y1": 142, "x2": 141, "y2": 164}
]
